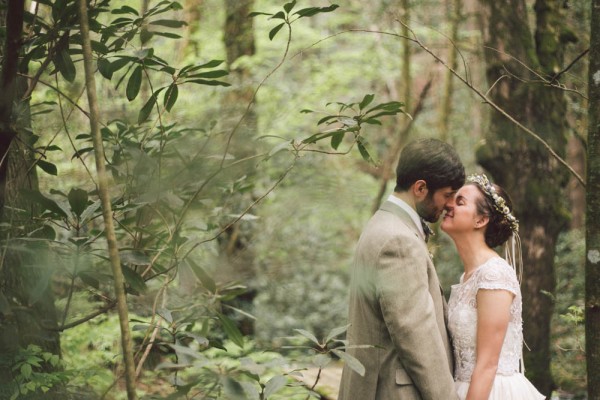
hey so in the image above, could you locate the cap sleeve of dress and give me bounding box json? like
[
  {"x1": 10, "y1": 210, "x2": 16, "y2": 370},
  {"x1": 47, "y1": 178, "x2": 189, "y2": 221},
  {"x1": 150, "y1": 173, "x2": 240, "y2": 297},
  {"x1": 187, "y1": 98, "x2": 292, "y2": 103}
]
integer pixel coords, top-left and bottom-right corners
[{"x1": 475, "y1": 258, "x2": 519, "y2": 297}]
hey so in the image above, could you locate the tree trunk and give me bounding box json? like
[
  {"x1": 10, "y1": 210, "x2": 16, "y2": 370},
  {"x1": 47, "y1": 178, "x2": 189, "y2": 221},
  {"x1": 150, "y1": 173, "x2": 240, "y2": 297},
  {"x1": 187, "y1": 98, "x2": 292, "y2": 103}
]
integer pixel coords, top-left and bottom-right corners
[
  {"x1": 0, "y1": 0, "x2": 62, "y2": 395},
  {"x1": 586, "y1": 1, "x2": 600, "y2": 397},
  {"x1": 477, "y1": 0, "x2": 571, "y2": 395},
  {"x1": 438, "y1": 0, "x2": 462, "y2": 143}
]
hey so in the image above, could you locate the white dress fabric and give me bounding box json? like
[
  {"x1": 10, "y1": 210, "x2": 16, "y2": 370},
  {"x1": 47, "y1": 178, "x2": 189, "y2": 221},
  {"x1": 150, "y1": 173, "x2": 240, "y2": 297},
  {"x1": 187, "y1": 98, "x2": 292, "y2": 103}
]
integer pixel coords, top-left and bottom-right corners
[{"x1": 448, "y1": 257, "x2": 546, "y2": 400}]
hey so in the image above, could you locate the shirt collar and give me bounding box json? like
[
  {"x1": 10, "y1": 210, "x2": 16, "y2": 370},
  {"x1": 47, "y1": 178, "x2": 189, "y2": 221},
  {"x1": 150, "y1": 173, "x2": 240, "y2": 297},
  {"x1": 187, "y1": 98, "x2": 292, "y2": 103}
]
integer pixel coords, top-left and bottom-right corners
[{"x1": 386, "y1": 194, "x2": 426, "y2": 239}]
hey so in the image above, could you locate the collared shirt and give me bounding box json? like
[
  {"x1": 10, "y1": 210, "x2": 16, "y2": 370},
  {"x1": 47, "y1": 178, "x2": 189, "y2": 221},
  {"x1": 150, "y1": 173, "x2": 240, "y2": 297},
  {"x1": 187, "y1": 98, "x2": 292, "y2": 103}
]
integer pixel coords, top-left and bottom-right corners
[{"x1": 386, "y1": 194, "x2": 426, "y2": 240}]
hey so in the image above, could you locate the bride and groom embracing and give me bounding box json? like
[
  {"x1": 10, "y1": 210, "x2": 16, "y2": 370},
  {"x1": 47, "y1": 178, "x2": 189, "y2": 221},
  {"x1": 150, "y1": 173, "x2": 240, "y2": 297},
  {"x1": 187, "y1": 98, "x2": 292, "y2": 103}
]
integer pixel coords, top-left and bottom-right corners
[{"x1": 338, "y1": 139, "x2": 545, "y2": 400}]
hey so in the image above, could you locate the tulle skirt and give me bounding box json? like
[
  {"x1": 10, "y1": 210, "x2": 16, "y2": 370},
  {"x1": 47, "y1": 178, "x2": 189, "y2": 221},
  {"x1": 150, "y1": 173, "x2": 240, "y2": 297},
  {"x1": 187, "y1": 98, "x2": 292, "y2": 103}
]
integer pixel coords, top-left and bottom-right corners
[{"x1": 455, "y1": 373, "x2": 546, "y2": 400}]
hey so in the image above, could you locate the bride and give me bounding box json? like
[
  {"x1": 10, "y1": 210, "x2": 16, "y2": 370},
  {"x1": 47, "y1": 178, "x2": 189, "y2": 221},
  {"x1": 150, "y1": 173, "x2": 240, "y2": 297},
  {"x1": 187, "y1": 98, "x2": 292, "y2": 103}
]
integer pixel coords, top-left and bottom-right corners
[{"x1": 441, "y1": 174, "x2": 545, "y2": 400}]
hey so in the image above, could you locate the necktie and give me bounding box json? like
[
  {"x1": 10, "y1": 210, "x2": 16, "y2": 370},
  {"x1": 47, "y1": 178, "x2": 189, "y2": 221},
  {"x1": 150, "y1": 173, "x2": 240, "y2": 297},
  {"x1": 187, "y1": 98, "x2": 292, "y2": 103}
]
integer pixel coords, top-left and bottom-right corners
[{"x1": 421, "y1": 219, "x2": 433, "y2": 243}]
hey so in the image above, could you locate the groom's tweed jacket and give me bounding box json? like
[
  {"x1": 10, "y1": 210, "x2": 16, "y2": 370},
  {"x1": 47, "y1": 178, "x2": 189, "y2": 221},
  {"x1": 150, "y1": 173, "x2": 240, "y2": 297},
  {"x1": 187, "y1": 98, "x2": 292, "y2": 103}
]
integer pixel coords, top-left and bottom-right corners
[{"x1": 338, "y1": 201, "x2": 458, "y2": 400}]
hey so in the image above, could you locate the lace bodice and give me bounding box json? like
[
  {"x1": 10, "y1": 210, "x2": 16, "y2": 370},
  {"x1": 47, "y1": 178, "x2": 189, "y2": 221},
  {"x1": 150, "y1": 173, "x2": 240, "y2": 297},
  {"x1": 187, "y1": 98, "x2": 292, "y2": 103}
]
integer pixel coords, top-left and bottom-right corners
[{"x1": 448, "y1": 257, "x2": 523, "y2": 382}]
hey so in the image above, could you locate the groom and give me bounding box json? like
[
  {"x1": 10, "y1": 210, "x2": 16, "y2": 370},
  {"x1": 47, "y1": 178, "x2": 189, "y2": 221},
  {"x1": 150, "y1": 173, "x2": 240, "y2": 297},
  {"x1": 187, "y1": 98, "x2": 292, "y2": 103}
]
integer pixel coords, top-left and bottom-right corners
[{"x1": 338, "y1": 138, "x2": 464, "y2": 400}]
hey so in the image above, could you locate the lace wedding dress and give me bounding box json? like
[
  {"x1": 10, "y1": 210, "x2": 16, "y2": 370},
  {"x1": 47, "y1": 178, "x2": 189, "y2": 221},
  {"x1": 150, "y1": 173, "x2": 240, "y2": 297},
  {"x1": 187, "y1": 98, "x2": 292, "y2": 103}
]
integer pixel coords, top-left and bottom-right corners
[{"x1": 448, "y1": 257, "x2": 546, "y2": 400}]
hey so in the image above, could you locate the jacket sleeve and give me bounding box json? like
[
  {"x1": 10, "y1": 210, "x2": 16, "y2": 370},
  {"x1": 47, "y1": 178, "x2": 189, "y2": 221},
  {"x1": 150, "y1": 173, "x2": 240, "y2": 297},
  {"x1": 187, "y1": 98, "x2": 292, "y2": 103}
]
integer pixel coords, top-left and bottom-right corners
[{"x1": 375, "y1": 235, "x2": 459, "y2": 400}]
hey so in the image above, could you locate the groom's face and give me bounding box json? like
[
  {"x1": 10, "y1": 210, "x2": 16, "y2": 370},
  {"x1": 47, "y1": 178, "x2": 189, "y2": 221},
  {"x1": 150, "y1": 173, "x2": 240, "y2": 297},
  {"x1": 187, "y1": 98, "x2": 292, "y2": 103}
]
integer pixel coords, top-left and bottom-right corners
[{"x1": 417, "y1": 186, "x2": 456, "y2": 223}]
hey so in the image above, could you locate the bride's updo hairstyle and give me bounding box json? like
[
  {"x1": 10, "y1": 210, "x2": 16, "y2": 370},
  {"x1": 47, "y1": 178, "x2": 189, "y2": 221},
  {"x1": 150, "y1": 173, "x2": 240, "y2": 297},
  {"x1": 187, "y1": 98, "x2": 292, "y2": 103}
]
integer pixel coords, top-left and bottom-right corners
[{"x1": 467, "y1": 174, "x2": 519, "y2": 248}]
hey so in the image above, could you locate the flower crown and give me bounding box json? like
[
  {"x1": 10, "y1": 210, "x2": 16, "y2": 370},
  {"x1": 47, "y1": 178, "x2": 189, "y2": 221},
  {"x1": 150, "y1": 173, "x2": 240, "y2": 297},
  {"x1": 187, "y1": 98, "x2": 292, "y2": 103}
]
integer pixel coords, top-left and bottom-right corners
[{"x1": 466, "y1": 174, "x2": 519, "y2": 233}]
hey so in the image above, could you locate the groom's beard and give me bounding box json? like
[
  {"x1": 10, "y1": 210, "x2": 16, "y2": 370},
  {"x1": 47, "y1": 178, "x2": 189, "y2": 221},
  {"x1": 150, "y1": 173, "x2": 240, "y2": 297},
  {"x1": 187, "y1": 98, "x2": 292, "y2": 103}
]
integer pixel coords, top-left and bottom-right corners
[{"x1": 417, "y1": 195, "x2": 442, "y2": 223}]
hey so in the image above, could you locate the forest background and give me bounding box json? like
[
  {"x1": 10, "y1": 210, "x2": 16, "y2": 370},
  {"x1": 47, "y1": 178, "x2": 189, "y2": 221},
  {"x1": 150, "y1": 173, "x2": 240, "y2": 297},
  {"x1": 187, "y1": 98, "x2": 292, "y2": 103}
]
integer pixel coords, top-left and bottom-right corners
[{"x1": 0, "y1": 0, "x2": 596, "y2": 399}]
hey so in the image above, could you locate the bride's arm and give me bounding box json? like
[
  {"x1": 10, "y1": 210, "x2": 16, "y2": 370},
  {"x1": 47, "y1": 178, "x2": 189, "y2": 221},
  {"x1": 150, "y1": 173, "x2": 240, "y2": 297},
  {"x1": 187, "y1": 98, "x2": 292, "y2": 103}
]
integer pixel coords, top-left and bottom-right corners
[{"x1": 465, "y1": 289, "x2": 515, "y2": 400}]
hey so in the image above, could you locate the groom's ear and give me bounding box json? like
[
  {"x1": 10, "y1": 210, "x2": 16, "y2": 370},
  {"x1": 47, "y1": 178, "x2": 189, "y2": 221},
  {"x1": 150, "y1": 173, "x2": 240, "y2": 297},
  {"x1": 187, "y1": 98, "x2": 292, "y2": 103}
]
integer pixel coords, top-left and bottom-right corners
[{"x1": 412, "y1": 180, "x2": 429, "y2": 200}]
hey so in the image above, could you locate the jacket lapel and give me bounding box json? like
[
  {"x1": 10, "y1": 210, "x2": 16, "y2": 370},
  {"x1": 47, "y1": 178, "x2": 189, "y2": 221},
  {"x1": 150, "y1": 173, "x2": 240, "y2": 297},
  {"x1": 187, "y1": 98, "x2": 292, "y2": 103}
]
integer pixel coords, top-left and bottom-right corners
[{"x1": 379, "y1": 201, "x2": 424, "y2": 241}]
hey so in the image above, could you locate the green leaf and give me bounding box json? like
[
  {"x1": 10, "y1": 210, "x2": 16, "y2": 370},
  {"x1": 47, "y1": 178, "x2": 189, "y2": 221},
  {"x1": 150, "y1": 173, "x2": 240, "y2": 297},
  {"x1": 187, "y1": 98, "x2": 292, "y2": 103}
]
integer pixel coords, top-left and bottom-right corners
[
  {"x1": 357, "y1": 137, "x2": 375, "y2": 164},
  {"x1": 331, "y1": 131, "x2": 344, "y2": 150},
  {"x1": 189, "y1": 70, "x2": 229, "y2": 79},
  {"x1": 270, "y1": 11, "x2": 286, "y2": 20},
  {"x1": 264, "y1": 375, "x2": 287, "y2": 397},
  {"x1": 222, "y1": 377, "x2": 246, "y2": 400},
  {"x1": 72, "y1": 147, "x2": 94, "y2": 160},
  {"x1": 21, "y1": 189, "x2": 69, "y2": 218},
  {"x1": 185, "y1": 78, "x2": 230, "y2": 87},
  {"x1": 98, "y1": 58, "x2": 113, "y2": 79},
  {"x1": 294, "y1": 328, "x2": 320, "y2": 345},
  {"x1": 121, "y1": 265, "x2": 148, "y2": 295},
  {"x1": 54, "y1": 48, "x2": 76, "y2": 82},
  {"x1": 187, "y1": 259, "x2": 216, "y2": 293},
  {"x1": 359, "y1": 94, "x2": 375, "y2": 110},
  {"x1": 325, "y1": 324, "x2": 350, "y2": 343},
  {"x1": 294, "y1": 4, "x2": 339, "y2": 17},
  {"x1": 112, "y1": 5, "x2": 139, "y2": 15},
  {"x1": 36, "y1": 159, "x2": 58, "y2": 175},
  {"x1": 269, "y1": 23, "x2": 285, "y2": 40},
  {"x1": 126, "y1": 65, "x2": 143, "y2": 101},
  {"x1": 217, "y1": 313, "x2": 244, "y2": 348},
  {"x1": 67, "y1": 188, "x2": 88, "y2": 217},
  {"x1": 317, "y1": 115, "x2": 338, "y2": 125},
  {"x1": 331, "y1": 349, "x2": 365, "y2": 377},
  {"x1": 151, "y1": 31, "x2": 182, "y2": 39},
  {"x1": 149, "y1": 19, "x2": 187, "y2": 28},
  {"x1": 78, "y1": 272, "x2": 100, "y2": 289},
  {"x1": 164, "y1": 84, "x2": 179, "y2": 112},
  {"x1": 20, "y1": 363, "x2": 32, "y2": 379},
  {"x1": 283, "y1": 1, "x2": 297, "y2": 13},
  {"x1": 138, "y1": 93, "x2": 157, "y2": 123},
  {"x1": 248, "y1": 11, "x2": 273, "y2": 17},
  {"x1": 109, "y1": 57, "x2": 133, "y2": 74}
]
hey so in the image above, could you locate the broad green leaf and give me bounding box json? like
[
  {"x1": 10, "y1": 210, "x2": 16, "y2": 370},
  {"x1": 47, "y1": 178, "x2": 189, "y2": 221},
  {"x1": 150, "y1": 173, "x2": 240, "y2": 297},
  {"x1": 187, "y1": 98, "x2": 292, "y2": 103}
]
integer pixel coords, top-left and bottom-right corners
[
  {"x1": 295, "y1": 4, "x2": 339, "y2": 17},
  {"x1": 112, "y1": 5, "x2": 139, "y2": 15},
  {"x1": 138, "y1": 93, "x2": 157, "y2": 123},
  {"x1": 121, "y1": 265, "x2": 148, "y2": 295},
  {"x1": 78, "y1": 272, "x2": 100, "y2": 289},
  {"x1": 21, "y1": 189, "x2": 69, "y2": 218},
  {"x1": 164, "y1": 84, "x2": 179, "y2": 112},
  {"x1": 313, "y1": 353, "x2": 332, "y2": 368},
  {"x1": 357, "y1": 137, "x2": 375, "y2": 164},
  {"x1": 283, "y1": 0, "x2": 297, "y2": 13},
  {"x1": 189, "y1": 70, "x2": 229, "y2": 79},
  {"x1": 264, "y1": 375, "x2": 287, "y2": 397},
  {"x1": 36, "y1": 159, "x2": 57, "y2": 175},
  {"x1": 151, "y1": 31, "x2": 182, "y2": 39},
  {"x1": 331, "y1": 349, "x2": 365, "y2": 377},
  {"x1": 363, "y1": 118, "x2": 382, "y2": 125},
  {"x1": 294, "y1": 328, "x2": 320, "y2": 345},
  {"x1": 54, "y1": 48, "x2": 76, "y2": 82},
  {"x1": 187, "y1": 259, "x2": 216, "y2": 293},
  {"x1": 317, "y1": 115, "x2": 338, "y2": 125},
  {"x1": 67, "y1": 188, "x2": 88, "y2": 217},
  {"x1": 126, "y1": 65, "x2": 143, "y2": 101},
  {"x1": 98, "y1": 58, "x2": 113, "y2": 79},
  {"x1": 149, "y1": 19, "x2": 187, "y2": 28},
  {"x1": 222, "y1": 377, "x2": 246, "y2": 400},
  {"x1": 185, "y1": 78, "x2": 230, "y2": 87},
  {"x1": 20, "y1": 363, "x2": 32, "y2": 379},
  {"x1": 325, "y1": 324, "x2": 350, "y2": 343},
  {"x1": 217, "y1": 313, "x2": 244, "y2": 348},
  {"x1": 72, "y1": 147, "x2": 94, "y2": 160},
  {"x1": 109, "y1": 57, "x2": 133, "y2": 73},
  {"x1": 300, "y1": 109, "x2": 314, "y2": 113},
  {"x1": 359, "y1": 94, "x2": 375, "y2": 110},
  {"x1": 269, "y1": 23, "x2": 285, "y2": 40},
  {"x1": 270, "y1": 11, "x2": 285, "y2": 20},
  {"x1": 331, "y1": 131, "x2": 344, "y2": 150}
]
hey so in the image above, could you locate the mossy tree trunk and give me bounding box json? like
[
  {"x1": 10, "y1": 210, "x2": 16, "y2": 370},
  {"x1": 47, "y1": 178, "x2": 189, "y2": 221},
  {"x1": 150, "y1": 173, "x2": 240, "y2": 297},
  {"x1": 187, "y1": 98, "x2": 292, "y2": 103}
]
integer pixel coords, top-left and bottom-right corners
[
  {"x1": 586, "y1": 1, "x2": 600, "y2": 397},
  {"x1": 477, "y1": 0, "x2": 574, "y2": 395},
  {"x1": 0, "y1": 0, "x2": 61, "y2": 393}
]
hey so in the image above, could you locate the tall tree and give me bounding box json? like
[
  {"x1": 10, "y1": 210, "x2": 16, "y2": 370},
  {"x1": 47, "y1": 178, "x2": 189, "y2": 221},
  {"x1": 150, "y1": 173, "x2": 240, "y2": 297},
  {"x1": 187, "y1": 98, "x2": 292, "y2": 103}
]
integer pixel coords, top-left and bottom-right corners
[
  {"x1": 586, "y1": 1, "x2": 600, "y2": 397},
  {"x1": 477, "y1": 0, "x2": 576, "y2": 395},
  {"x1": 0, "y1": 0, "x2": 62, "y2": 394}
]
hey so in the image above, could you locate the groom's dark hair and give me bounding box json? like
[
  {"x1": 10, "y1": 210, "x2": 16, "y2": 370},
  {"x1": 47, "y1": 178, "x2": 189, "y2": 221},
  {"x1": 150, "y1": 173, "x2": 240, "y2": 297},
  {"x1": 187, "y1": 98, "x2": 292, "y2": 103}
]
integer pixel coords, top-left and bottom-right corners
[{"x1": 394, "y1": 138, "x2": 465, "y2": 192}]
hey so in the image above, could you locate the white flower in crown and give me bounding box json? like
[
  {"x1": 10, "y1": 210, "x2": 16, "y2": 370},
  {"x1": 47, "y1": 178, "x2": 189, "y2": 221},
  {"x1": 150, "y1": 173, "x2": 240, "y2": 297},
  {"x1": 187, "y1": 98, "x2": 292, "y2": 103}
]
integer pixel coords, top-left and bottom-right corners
[{"x1": 466, "y1": 174, "x2": 519, "y2": 233}]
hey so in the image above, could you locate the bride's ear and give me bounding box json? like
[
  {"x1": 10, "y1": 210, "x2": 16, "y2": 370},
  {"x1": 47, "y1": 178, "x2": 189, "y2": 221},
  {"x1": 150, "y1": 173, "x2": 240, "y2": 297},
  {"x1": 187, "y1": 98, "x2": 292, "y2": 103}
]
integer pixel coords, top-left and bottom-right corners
[{"x1": 474, "y1": 215, "x2": 489, "y2": 230}]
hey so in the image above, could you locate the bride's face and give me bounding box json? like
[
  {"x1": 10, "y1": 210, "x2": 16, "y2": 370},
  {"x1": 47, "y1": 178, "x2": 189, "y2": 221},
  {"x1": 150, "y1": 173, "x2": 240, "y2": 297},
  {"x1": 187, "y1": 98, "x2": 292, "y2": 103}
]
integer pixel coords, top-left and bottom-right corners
[{"x1": 441, "y1": 184, "x2": 484, "y2": 235}]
